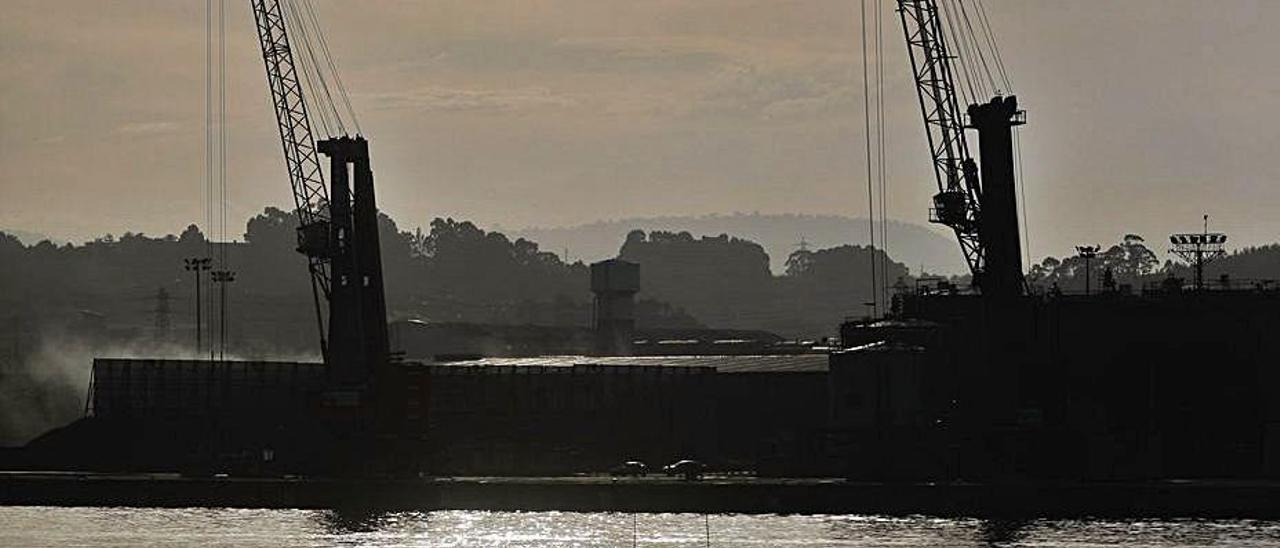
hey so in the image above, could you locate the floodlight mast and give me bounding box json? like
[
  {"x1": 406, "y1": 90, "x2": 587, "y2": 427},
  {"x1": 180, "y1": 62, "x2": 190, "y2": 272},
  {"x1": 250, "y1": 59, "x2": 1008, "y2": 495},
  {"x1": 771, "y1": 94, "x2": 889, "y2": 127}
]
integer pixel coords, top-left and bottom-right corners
[
  {"x1": 1169, "y1": 215, "x2": 1227, "y2": 291},
  {"x1": 1075, "y1": 245, "x2": 1100, "y2": 295}
]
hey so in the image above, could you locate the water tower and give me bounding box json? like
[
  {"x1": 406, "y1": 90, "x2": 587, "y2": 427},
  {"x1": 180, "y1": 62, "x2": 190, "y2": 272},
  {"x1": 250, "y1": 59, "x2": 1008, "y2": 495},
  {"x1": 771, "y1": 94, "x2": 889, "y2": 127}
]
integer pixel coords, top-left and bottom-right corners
[{"x1": 591, "y1": 259, "x2": 640, "y2": 356}]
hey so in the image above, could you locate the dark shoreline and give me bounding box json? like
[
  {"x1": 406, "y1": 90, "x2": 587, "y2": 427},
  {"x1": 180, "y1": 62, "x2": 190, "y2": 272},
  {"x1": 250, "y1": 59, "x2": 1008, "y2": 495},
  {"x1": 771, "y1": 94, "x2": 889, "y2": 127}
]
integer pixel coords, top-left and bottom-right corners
[{"x1": 2, "y1": 473, "x2": 1278, "y2": 519}]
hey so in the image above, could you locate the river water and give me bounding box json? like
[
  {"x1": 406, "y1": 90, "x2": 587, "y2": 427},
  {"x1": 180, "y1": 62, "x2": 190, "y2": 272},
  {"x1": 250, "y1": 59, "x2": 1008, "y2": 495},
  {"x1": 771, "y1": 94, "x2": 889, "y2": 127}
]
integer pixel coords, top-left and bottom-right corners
[{"x1": 1, "y1": 507, "x2": 1278, "y2": 547}]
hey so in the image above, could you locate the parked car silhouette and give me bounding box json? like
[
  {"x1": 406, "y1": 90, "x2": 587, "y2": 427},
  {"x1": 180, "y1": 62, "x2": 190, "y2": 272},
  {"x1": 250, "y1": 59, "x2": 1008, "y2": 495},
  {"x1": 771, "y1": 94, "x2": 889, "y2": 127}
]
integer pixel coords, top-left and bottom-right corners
[
  {"x1": 663, "y1": 459, "x2": 705, "y2": 481},
  {"x1": 610, "y1": 460, "x2": 648, "y2": 477}
]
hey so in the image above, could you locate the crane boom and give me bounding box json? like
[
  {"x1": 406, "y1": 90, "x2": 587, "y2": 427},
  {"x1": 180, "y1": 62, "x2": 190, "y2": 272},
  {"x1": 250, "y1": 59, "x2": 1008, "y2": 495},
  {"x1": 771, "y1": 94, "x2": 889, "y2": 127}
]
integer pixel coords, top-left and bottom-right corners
[
  {"x1": 897, "y1": 0, "x2": 984, "y2": 280},
  {"x1": 249, "y1": 0, "x2": 332, "y2": 353}
]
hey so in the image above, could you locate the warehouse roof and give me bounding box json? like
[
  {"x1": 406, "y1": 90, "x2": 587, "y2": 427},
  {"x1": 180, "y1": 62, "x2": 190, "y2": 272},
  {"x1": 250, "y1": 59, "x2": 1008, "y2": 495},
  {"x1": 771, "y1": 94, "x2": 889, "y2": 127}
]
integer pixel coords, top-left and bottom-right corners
[{"x1": 419, "y1": 354, "x2": 830, "y2": 373}]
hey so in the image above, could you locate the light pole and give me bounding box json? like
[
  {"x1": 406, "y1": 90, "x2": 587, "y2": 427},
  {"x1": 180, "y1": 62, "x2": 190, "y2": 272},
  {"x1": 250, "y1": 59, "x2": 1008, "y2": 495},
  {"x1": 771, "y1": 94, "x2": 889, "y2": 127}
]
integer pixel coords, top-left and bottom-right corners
[
  {"x1": 1075, "y1": 245, "x2": 1100, "y2": 295},
  {"x1": 184, "y1": 257, "x2": 211, "y2": 356},
  {"x1": 1169, "y1": 216, "x2": 1227, "y2": 291},
  {"x1": 211, "y1": 269, "x2": 236, "y2": 360}
]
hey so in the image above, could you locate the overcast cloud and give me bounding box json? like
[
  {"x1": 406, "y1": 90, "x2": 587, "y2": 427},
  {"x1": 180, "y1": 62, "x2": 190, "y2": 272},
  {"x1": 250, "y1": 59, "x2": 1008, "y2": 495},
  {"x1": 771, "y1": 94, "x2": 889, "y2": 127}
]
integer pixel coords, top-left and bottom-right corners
[{"x1": 2, "y1": 1, "x2": 1278, "y2": 264}]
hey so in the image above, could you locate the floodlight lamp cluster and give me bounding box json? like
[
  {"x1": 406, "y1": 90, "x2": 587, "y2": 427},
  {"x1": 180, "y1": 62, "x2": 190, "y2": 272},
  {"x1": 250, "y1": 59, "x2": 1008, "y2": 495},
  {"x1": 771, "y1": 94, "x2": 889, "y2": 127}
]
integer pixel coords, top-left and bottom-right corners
[
  {"x1": 1169, "y1": 233, "x2": 1227, "y2": 246},
  {"x1": 184, "y1": 257, "x2": 212, "y2": 271},
  {"x1": 1075, "y1": 245, "x2": 1101, "y2": 258}
]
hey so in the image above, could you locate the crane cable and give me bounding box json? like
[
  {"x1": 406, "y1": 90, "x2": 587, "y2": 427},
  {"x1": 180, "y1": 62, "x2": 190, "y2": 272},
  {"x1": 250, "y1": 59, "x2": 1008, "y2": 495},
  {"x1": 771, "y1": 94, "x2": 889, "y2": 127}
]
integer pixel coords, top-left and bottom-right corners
[
  {"x1": 973, "y1": 0, "x2": 1013, "y2": 92},
  {"x1": 298, "y1": 0, "x2": 361, "y2": 135},
  {"x1": 860, "y1": 0, "x2": 878, "y2": 319},
  {"x1": 938, "y1": 0, "x2": 979, "y2": 106},
  {"x1": 875, "y1": 0, "x2": 891, "y2": 311},
  {"x1": 953, "y1": 0, "x2": 1000, "y2": 96},
  {"x1": 1015, "y1": 126, "x2": 1031, "y2": 271},
  {"x1": 281, "y1": 0, "x2": 360, "y2": 137},
  {"x1": 282, "y1": 0, "x2": 339, "y2": 135},
  {"x1": 938, "y1": 0, "x2": 1011, "y2": 101},
  {"x1": 197, "y1": 0, "x2": 235, "y2": 360},
  {"x1": 203, "y1": 0, "x2": 214, "y2": 359},
  {"x1": 203, "y1": 0, "x2": 232, "y2": 360},
  {"x1": 947, "y1": 0, "x2": 990, "y2": 99},
  {"x1": 218, "y1": 0, "x2": 231, "y2": 361}
]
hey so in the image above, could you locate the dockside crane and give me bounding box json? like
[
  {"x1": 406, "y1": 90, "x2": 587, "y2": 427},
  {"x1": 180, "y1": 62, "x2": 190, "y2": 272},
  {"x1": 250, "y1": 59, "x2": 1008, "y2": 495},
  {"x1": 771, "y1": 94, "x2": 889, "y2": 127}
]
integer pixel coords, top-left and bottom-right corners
[
  {"x1": 896, "y1": 0, "x2": 1026, "y2": 297},
  {"x1": 249, "y1": 0, "x2": 389, "y2": 386}
]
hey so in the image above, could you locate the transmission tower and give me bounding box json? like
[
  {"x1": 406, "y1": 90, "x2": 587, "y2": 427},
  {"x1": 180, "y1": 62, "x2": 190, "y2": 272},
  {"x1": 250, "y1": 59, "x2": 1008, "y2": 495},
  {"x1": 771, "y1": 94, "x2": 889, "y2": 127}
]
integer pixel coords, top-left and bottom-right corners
[{"x1": 153, "y1": 287, "x2": 171, "y2": 341}]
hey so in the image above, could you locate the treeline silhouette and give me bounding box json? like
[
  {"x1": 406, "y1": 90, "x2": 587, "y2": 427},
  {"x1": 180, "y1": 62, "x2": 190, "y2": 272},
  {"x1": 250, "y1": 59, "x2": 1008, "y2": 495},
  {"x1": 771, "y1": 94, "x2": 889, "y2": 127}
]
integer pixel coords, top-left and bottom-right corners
[
  {"x1": 0, "y1": 207, "x2": 916, "y2": 358},
  {"x1": 514, "y1": 212, "x2": 967, "y2": 275},
  {"x1": 1027, "y1": 234, "x2": 1280, "y2": 292},
  {"x1": 4, "y1": 217, "x2": 1279, "y2": 355},
  {"x1": 620, "y1": 230, "x2": 910, "y2": 336}
]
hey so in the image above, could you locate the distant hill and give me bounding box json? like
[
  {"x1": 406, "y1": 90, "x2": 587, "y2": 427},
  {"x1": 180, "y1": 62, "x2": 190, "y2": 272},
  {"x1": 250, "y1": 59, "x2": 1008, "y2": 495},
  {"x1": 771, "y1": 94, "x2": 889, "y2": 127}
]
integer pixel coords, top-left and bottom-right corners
[{"x1": 508, "y1": 213, "x2": 966, "y2": 275}]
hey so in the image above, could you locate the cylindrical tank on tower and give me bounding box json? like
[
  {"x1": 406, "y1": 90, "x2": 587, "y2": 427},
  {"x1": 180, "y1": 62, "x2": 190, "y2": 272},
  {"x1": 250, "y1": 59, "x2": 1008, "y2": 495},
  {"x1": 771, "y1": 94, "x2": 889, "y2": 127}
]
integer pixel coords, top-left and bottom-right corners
[{"x1": 590, "y1": 259, "x2": 640, "y2": 356}]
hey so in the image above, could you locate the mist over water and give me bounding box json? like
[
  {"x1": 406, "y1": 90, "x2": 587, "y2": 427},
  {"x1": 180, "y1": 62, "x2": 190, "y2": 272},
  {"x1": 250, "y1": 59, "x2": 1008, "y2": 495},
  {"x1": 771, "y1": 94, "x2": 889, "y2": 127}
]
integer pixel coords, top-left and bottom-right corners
[{"x1": 1, "y1": 507, "x2": 1277, "y2": 547}]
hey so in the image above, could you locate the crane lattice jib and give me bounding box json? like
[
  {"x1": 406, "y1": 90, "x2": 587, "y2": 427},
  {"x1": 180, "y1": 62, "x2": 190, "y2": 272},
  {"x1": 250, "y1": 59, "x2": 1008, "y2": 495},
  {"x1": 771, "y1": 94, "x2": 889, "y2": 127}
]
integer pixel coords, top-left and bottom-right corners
[
  {"x1": 897, "y1": 0, "x2": 985, "y2": 278},
  {"x1": 250, "y1": 0, "x2": 332, "y2": 349}
]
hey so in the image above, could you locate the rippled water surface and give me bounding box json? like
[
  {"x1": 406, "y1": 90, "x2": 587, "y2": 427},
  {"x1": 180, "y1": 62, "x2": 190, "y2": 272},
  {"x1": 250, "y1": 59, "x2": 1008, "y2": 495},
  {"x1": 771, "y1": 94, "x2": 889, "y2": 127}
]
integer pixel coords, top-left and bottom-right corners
[{"x1": 1, "y1": 507, "x2": 1278, "y2": 547}]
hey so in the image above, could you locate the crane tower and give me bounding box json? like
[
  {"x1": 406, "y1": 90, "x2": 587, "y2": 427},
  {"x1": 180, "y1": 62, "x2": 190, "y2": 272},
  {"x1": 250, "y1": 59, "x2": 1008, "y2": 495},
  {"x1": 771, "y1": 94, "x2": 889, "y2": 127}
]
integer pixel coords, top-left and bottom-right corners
[
  {"x1": 249, "y1": 0, "x2": 389, "y2": 387},
  {"x1": 897, "y1": 0, "x2": 1026, "y2": 297}
]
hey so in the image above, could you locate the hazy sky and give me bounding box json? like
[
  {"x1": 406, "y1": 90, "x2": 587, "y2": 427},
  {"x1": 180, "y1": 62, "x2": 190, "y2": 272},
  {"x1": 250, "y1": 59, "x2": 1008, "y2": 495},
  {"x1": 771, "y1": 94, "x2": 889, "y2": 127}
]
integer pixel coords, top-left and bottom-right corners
[{"x1": 2, "y1": 1, "x2": 1277, "y2": 264}]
